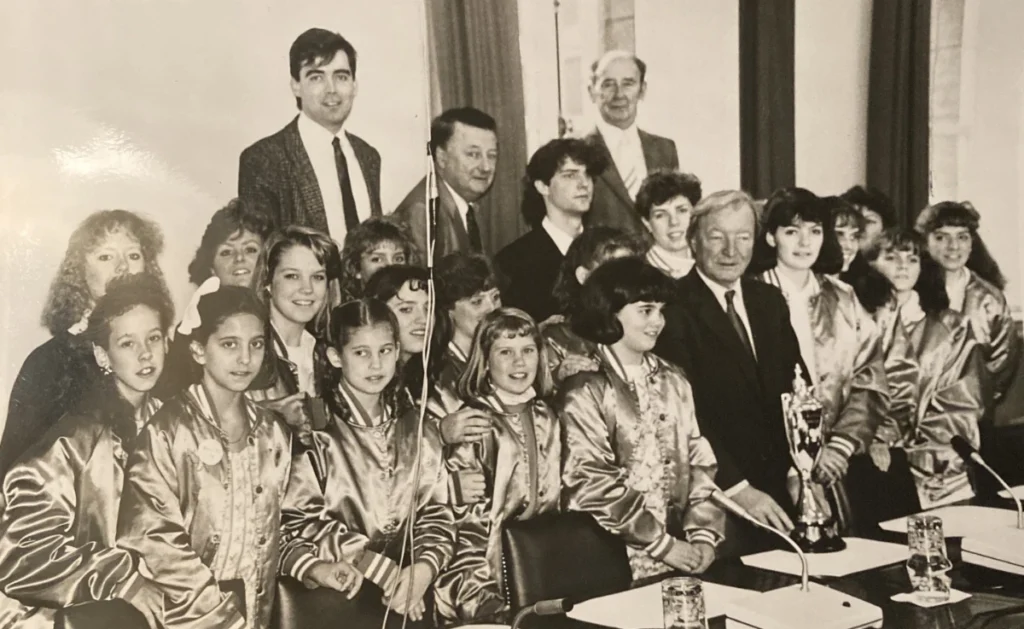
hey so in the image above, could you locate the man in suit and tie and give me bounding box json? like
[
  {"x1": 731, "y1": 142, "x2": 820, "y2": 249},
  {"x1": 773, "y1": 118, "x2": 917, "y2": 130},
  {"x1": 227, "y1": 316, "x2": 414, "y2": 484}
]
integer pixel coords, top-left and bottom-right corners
[
  {"x1": 655, "y1": 190, "x2": 802, "y2": 534},
  {"x1": 238, "y1": 28, "x2": 382, "y2": 239},
  {"x1": 585, "y1": 50, "x2": 679, "y2": 237},
  {"x1": 391, "y1": 107, "x2": 498, "y2": 263},
  {"x1": 495, "y1": 138, "x2": 604, "y2": 323}
]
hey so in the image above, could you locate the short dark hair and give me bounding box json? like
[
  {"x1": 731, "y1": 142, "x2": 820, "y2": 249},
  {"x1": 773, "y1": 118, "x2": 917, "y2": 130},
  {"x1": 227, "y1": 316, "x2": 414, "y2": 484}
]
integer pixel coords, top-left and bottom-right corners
[
  {"x1": 429, "y1": 107, "x2": 498, "y2": 154},
  {"x1": 864, "y1": 228, "x2": 950, "y2": 314},
  {"x1": 635, "y1": 171, "x2": 702, "y2": 220},
  {"x1": 571, "y1": 257, "x2": 676, "y2": 345},
  {"x1": 521, "y1": 138, "x2": 606, "y2": 226},
  {"x1": 289, "y1": 28, "x2": 358, "y2": 109},
  {"x1": 553, "y1": 227, "x2": 644, "y2": 314},
  {"x1": 339, "y1": 216, "x2": 421, "y2": 301},
  {"x1": 824, "y1": 195, "x2": 866, "y2": 234},
  {"x1": 436, "y1": 252, "x2": 498, "y2": 311},
  {"x1": 840, "y1": 185, "x2": 897, "y2": 228},
  {"x1": 190, "y1": 286, "x2": 269, "y2": 346},
  {"x1": 590, "y1": 51, "x2": 648, "y2": 84},
  {"x1": 748, "y1": 187, "x2": 844, "y2": 275},
  {"x1": 363, "y1": 264, "x2": 429, "y2": 304},
  {"x1": 188, "y1": 198, "x2": 273, "y2": 285},
  {"x1": 85, "y1": 274, "x2": 175, "y2": 350}
]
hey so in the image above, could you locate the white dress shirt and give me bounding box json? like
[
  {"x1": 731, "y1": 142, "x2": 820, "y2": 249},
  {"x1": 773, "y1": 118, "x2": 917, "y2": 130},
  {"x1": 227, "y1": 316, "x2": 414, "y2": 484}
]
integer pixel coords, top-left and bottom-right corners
[
  {"x1": 596, "y1": 118, "x2": 647, "y2": 199},
  {"x1": 541, "y1": 216, "x2": 581, "y2": 255},
  {"x1": 695, "y1": 267, "x2": 756, "y2": 359},
  {"x1": 296, "y1": 112, "x2": 372, "y2": 240}
]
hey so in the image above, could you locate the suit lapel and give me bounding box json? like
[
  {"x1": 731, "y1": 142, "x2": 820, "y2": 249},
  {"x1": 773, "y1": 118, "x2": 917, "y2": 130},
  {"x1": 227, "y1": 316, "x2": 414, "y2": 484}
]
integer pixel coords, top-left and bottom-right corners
[
  {"x1": 588, "y1": 130, "x2": 633, "y2": 207},
  {"x1": 742, "y1": 280, "x2": 778, "y2": 389},
  {"x1": 346, "y1": 132, "x2": 382, "y2": 216},
  {"x1": 283, "y1": 117, "x2": 328, "y2": 233},
  {"x1": 438, "y1": 180, "x2": 470, "y2": 253},
  {"x1": 683, "y1": 271, "x2": 760, "y2": 389},
  {"x1": 639, "y1": 130, "x2": 658, "y2": 170}
]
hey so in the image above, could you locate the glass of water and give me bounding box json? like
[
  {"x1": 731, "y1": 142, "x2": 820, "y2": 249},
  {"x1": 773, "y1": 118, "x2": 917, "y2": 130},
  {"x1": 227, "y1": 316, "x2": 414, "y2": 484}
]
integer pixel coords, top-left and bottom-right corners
[
  {"x1": 906, "y1": 514, "x2": 953, "y2": 604},
  {"x1": 662, "y1": 577, "x2": 707, "y2": 629}
]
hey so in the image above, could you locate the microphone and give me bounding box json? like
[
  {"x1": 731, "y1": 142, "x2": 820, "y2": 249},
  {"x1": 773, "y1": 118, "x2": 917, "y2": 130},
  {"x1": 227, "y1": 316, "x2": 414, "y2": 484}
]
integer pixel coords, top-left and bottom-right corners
[
  {"x1": 425, "y1": 141, "x2": 440, "y2": 269},
  {"x1": 707, "y1": 488, "x2": 883, "y2": 629},
  {"x1": 951, "y1": 435, "x2": 1024, "y2": 529},
  {"x1": 510, "y1": 597, "x2": 574, "y2": 629}
]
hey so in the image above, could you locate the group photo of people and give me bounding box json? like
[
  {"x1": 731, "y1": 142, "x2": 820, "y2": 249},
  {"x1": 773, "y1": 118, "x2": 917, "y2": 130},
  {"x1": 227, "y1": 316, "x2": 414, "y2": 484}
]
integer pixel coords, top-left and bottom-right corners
[{"x1": 3, "y1": 1, "x2": 1024, "y2": 627}]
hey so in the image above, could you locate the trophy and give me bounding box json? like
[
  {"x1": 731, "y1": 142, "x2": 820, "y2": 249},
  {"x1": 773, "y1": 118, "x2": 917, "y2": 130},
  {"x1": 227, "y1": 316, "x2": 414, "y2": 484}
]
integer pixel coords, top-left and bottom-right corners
[{"x1": 781, "y1": 365, "x2": 846, "y2": 553}]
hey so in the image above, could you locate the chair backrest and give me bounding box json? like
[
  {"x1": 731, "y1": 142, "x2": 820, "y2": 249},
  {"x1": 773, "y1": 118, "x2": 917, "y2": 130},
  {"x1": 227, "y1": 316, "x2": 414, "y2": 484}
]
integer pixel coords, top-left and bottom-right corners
[
  {"x1": 55, "y1": 601, "x2": 148, "y2": 629},
  {"x1": 501, "y1": 510, "x2": 632, "y2": 612}
]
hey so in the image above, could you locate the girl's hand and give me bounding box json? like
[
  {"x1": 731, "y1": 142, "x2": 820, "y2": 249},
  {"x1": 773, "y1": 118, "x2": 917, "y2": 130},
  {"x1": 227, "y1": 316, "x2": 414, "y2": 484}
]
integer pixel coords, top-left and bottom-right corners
[
  {"x1": 266, "y1": 392, "x2": 312, "y2": 445},
  {"x1": 662, "y1": 539, "x2": 702, "y2": 573},
  {"x1": 383, "y1": 563, "x2": 433, "y2": 616},
  {"x1": 812, "y1": 448, "x2": 849, "y2": 484},
  {"x1": 306, "y1": 561, "x2": 364, "y2": 599},
  {"x1": 557, "y1": 355, "x2": 600, "y2": 382},
  {"x1": 455, "y1": 469, "x2": 487, "y2": 504},
  {"x1": 869, "y1": 444, "x2": 891, "y2": 472},
  {"x1": 440, "y1": 408, "x2": 492, "y2": 444},
  {"x1": 693, "y1": 542, "x2": 716, "y2": 573}
]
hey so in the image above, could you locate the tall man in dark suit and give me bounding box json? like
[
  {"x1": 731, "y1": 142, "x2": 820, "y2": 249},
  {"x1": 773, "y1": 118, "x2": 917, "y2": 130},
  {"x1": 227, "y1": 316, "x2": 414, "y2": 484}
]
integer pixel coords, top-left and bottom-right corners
[
  {"x1": 238, "y1": 28, "x2": 382, "y2": 239},
  {"x1": 585, "y1": 51, "x2": 679, "y2": 237},
  {"x1": 391, "y1": 108, "x2": 498, "y2": 262},
  {"x1": 655, "y1": 190, "x2": 802, "y2": 534},
  {"x1": 495, "y1": 138, "x2": 604, "y2": 323}
]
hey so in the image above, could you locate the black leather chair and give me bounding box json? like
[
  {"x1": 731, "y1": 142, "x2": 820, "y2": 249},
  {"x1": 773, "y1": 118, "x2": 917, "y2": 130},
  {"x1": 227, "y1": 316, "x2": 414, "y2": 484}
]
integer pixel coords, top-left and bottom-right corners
[
  {"x1": 272, "y1": 576, "x2": 434, "y2": 629},
  {"x1": 501, "y1": 511, "x2": 632, "y2": 613},
  {"x1": 55, "y1": 601, "x2": 148, "y2": 629}
]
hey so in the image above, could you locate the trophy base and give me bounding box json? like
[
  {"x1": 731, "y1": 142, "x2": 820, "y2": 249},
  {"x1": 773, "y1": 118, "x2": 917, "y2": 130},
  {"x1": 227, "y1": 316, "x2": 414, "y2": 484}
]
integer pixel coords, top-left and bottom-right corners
[{"x1": 791, "y1": 522, "x2": 847, "y2": 554}]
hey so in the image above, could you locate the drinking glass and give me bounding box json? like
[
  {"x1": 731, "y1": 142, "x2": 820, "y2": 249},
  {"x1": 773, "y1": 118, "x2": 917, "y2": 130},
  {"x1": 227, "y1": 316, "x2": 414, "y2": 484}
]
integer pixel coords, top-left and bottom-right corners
[
  {"x1": 906, "y1": 514, "x2": 953, "y2": 603},
  {"x1": 662, "y1": 577, "x2": 707, "y2": 629}
]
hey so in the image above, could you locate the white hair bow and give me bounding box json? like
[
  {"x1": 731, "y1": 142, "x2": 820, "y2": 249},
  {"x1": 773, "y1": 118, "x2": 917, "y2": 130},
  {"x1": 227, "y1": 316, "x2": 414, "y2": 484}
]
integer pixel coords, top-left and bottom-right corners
[{"x1": 177, "y1": 276, "x2": 221, "y2": 337}]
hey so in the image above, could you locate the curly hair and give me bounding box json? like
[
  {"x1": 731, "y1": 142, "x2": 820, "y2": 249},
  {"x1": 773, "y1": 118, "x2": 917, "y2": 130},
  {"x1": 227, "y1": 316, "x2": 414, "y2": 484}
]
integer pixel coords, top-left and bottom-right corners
[
  {"x1": 522, "y1": 139, "x2": 607, "y2": 226},
  {"x1": 339, "y1": 217, "x2": 421, "y2": 302},
  {"x1": 187, "y1": 198, "x2": 272, "y2": 286},
  {"x1": 252, "y1": 225, "x2": 343, "y2": 340},
  {"x1": 915, "y1": 201, "x2": 1006, "y2": 290},
  {"x1": 84, "y1": 274, "x2": 175, "y2": 350},
  {"x1": 634, "y1": 170, "x2": 703, "y2": 220},
  {"x1": 858, "y1": 228, "x2": 950, "y2": 315},
  {"x1": 42, "y1": 210, "x2": 166, "y2": 336},
  {"x1": 456, "y1": 307, "x2": 553, "y2": 400},
  {"x1": 552, "y1": 227, "x2": 644, "y2": 315},
  {"x1": 572, "y1": 257, "x2": 676, "y2": 345},
  {"x1": 748, "y1": 187, "x2": 844, "y2": 275}
]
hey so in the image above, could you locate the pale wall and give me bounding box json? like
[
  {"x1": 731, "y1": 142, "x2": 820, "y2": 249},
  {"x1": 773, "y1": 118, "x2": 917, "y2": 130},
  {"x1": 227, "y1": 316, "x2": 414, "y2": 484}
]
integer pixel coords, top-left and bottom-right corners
[{"x1": 0, "y1": 1, "x2": 431, "y2": 424}]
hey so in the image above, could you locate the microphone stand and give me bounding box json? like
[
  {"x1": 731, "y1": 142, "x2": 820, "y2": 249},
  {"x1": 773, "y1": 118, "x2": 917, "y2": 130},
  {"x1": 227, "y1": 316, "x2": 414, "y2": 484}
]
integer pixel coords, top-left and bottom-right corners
[{"x1": 553, "y1": 0, "x2": 569, "y2": 138}]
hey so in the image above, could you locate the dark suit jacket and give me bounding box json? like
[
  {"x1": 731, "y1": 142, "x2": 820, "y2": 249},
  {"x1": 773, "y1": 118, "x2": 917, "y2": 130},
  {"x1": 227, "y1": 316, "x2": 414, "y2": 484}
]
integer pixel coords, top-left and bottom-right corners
[
  {"x1": 238, "y1": 116, "x2": 382, "y2": 235},
  {"x1": 494, "y1": 228, "x2": 564, "y2": 324},
  {"x1": 654, "y1": 269, "x2": 806, "y2": 507},
  {"x1": 584, "y1": 128, "x2": 679, "y2": 236},
  {"x1": 390, "y1": 176, "x2": 486, "y2": 264}
]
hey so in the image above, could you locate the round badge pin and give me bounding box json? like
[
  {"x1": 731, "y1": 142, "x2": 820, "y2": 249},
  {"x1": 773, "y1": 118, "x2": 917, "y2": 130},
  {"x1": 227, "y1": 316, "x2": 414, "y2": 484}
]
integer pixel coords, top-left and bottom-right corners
[{"x1": 198, "y1": 439, "x2": 224, "y2": 466}]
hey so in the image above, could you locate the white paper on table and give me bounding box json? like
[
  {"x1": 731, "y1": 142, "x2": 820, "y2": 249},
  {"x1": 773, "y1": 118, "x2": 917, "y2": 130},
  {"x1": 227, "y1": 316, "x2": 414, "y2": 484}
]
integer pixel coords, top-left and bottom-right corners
[
  {"x1": 998, "y1": 485, "x2": 1024, "y2": 499},
  {"x1": 879, "y1": 505, "x2": 1019, "y2": 537},
  {"x1": 739, "y1": 537, "x2": 906, "y2": 578},
  {"x1": 961, "y1": 526, "x2": 1024, "y2": 577},
  {"x1": 567, "y1": 580, "x2": 755, "y2": 628},
  {"x1": 891, "y1": 588, "x2": 971, "y2": 607}
]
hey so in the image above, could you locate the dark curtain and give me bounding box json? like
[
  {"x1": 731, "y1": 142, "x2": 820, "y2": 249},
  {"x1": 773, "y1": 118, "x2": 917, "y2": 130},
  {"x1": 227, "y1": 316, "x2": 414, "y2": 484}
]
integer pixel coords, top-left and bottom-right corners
[
  {"x1": 428, "y1": 0, "x2": 530, "y2": 256},
  {"x1": 739, "y1": 0, "x2": 796, "y2": 199},
  {"x1": 866, "y1": 0, "x2": 931, "y2": 227}
]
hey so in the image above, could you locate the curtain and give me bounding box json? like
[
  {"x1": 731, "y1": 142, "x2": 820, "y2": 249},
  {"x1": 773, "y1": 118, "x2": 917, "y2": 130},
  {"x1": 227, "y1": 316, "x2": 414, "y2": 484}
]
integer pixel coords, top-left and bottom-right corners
[
  {"x1": 866, "y1": 0, "x2": 931, "y2": 227},
  {"x1": 738, "y1": 0, "x2": 796, "y2": 199},
  {"x1": 427, "y1": 0, "x2": 530, "y2": 256}
]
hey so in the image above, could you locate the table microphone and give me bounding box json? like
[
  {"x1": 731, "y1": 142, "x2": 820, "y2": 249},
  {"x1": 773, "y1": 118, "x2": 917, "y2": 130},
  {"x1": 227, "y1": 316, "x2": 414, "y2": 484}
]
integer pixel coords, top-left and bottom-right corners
[
  {"x1": 708, "y1": 488, "x2": 883, "y2": 629},
  {"x1": 950, "y1": 435, "x2": 1024, "y2": 528},
  {"x1": 510, "y1": 598, "x2": 574, "y2": 629}
]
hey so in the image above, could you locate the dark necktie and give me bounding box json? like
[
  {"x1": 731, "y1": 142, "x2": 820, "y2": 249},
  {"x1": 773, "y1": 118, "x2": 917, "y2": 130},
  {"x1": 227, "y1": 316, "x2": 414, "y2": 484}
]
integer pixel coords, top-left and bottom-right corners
[
  {"x1": 332, "y1": 136, "x2": 360, "y2": 231},
  {"x1": 725, "y1": 290, "x2": 755, "y2": 360},
  {"x1": 465, "y1": 203, "x2": 483, "y2": 253}
]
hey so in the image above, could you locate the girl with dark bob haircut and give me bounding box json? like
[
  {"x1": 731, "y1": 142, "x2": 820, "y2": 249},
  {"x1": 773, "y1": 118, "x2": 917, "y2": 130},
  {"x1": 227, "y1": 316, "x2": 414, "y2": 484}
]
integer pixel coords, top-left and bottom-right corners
[
  {"x1": 914, "y1": 201, "x2": 1020, "y2": 405},
  {"x1": 841, "y1": 227, "x2": 984, "y2": 522},
  {"x1": 339, "y1": 216, "x2": 421, "y2": 302},
  {"x1": 187, "y1": 198, "x2": 273, "y2": 287},
  {"x1": 0, "y1": 274, "x2": 173, "y2": 627},
  {"x1": 558, "y1": 256, "x2": 725, "y2": 582},
  {"x1": 571, "y1": 257, "x2": 676, "y2": 345},
  {"x1": 749, "y1": 188, "x2": 890, "y2": 518},
  {"x1": 2, "y1": 210, "x2": 168, "y2": 477},
  {"x1": 825, "y1": 195, "x2": 866, "y2": 273}
]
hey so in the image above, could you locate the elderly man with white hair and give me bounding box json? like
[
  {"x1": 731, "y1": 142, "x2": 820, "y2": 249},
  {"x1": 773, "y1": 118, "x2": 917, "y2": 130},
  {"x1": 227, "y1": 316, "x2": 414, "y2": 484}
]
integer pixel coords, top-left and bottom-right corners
[
  {"x1": 655, "y1": 190, "x2": 808, "y2": 546},
  {"x1": 584, "y1": 50, "x2": 679, "y2": 237}
]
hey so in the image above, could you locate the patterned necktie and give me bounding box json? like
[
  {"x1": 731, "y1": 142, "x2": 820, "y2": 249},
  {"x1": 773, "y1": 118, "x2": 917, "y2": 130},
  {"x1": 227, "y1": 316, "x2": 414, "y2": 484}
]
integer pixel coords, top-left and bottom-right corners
[
  {"x1": 618, "y1": 135, "x2": 641, "y2": 198},
  {"x1": 465, "y1": 203, "x2": 483, "y2": 253},
  {"x1": 332, "y1": 136, "x2": 360, "y2": 231},
  {"x1": 725, "y1": 290, "x2": 755, "y2": 360}
]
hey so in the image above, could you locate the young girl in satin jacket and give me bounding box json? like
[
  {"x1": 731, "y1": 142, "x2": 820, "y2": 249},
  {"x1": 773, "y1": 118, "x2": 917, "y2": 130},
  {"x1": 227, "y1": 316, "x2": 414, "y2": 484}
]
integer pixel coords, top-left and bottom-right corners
[
  {"x1": 558, "y1": 258, "x2": 725, "y2": 582},
  {"x1": 848, "y1": 228, "x2": 984, "y2": 515},
  {"x1": 279, "y1": 298, "x2": 455, "y2": 624},
  {"x1": 434, "y1": 308, "x2": 561, "y2": 623},
  {"x1": 915, "y1": 202, "x2": 1021, "y2": 407},
  {"x1": 0, "y1": 275, "x2": 172, "y2": 628},
  {"x1": 117, "y1": 286, "x2": 293, "y2": 629}
]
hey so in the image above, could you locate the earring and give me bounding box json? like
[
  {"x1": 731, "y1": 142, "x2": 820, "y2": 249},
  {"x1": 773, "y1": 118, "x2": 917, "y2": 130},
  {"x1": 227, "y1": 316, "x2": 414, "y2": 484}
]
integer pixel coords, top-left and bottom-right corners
[{"x1": 100, "y1": 364, "x2": 112, "y2": 376}]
